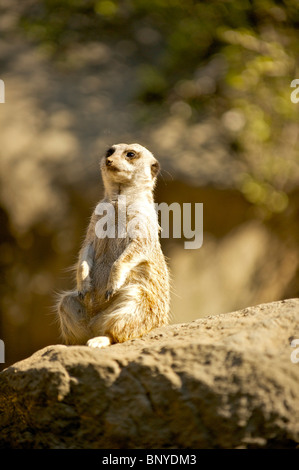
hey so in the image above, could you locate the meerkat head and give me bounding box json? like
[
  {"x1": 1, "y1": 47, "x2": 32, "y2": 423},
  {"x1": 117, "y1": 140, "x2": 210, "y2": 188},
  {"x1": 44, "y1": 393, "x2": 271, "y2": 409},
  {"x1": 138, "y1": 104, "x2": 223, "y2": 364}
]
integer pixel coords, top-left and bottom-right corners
[{"x1": 100, "y1": 143, "x2": 160, "y2": 191}]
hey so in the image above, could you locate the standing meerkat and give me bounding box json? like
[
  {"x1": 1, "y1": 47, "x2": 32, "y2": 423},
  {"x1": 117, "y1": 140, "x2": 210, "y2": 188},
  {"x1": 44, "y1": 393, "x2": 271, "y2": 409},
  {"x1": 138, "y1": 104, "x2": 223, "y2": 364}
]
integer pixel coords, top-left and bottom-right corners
[{"x1": 57, "y1": 143, "x2": 170, "y2": 348}]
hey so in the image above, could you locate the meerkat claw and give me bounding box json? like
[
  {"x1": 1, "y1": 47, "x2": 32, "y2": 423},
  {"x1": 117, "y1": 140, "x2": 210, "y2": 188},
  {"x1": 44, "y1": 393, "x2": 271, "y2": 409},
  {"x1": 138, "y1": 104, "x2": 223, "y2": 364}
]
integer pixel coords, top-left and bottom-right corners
[
  {"x1": 78, "y1": 291, "x2": 85, "y2": 300},
  {"x1": 78, "y1": 289, "x2": 90, "y2": 301},
  {"x1": 105, "y1": 289, "x2": 114, "y2": 301}
]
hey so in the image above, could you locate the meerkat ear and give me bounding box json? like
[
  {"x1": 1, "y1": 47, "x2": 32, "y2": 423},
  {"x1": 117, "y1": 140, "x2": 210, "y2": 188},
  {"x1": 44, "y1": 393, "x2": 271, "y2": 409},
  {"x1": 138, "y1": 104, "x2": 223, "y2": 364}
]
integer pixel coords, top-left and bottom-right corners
[{"x1": 151, "y1": 161, "x2": 160, "y2": 178}]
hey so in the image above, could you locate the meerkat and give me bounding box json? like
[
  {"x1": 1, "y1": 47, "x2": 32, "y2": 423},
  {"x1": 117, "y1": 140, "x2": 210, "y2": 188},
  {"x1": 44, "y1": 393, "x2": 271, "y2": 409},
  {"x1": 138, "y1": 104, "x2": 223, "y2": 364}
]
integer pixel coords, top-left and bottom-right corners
[{"x1": 57, "y1": 143, "x2": 170, "y2": 348}]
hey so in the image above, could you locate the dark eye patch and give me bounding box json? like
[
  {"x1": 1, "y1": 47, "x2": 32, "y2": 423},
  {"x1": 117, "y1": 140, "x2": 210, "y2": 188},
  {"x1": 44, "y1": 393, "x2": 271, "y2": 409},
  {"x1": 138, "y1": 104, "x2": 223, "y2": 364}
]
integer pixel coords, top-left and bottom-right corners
[
  {"x1": 106, "y1": 147, "x2": 115, "y2": 158},
  {"x1": 126, "y1": 151, "x2": 136, "y2": 158}
]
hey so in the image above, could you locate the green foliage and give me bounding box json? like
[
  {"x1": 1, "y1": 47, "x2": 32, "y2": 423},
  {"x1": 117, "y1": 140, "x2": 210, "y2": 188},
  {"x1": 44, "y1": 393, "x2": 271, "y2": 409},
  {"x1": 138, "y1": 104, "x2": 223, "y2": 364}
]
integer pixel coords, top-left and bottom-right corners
[{"x1": 19, "y1": 0, "x2": 299, "y2": 214}]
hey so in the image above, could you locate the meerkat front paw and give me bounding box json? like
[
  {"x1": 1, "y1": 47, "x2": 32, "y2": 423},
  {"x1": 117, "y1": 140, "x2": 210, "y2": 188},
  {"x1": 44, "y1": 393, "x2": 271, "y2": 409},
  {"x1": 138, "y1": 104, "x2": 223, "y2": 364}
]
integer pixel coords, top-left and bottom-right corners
[
  {"x1": 78, "y1": 290, "x2": 86, "y2": 300},
  {"x1": 105, "y1": 288, "x2": 116, "y2": 301},
  {"x1": 87, "y1": 336, "x2": 112, "y2": 349},
  {"x1": 105, "y1": 279, "x2": 120, "y2": 301},
  {"x1": 78, "y1": 281, "x2": 91, "y2": 300},
  {"x1": 105, "y1": 281, "x2": 123, "y2": 300},
  {"x1": 77, "y1": 274, "x2": 92, "y2": 300},
  {"x1": 105, "y1": 269, "x2": 126, "y2": 300},
  {"x1": 77, "y1": 261, "x2": 92, "y2": 298}
]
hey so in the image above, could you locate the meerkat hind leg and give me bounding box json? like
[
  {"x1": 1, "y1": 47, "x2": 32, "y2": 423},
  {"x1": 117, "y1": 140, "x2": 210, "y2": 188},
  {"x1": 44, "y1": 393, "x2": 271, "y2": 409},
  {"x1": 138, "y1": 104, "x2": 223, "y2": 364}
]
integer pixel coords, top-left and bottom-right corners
[{"x1": 87, "y1": 336, "x2": 112, "y2": 349}]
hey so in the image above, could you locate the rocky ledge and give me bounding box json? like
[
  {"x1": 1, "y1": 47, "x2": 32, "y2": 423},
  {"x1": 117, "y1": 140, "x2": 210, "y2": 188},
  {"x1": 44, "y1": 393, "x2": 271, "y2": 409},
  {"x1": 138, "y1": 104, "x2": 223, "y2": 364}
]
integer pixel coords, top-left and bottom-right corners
[{"x1": 0, "y1": 299, "x2": 299, "y2": 449}]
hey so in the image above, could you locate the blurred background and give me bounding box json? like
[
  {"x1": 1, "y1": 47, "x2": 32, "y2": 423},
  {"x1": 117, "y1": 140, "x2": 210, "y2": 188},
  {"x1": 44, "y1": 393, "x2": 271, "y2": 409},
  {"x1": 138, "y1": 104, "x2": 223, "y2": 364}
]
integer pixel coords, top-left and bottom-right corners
[{"x1": 0, "y1": 0, "x2": 298, "y2": 369}]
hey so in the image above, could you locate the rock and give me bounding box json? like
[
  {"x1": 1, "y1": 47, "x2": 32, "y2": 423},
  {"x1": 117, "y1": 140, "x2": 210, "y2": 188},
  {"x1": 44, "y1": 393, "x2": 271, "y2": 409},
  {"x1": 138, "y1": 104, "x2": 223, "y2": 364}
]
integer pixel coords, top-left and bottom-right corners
[{"x1": 0, "y1": 299, "x2": 299, "y2": 449}]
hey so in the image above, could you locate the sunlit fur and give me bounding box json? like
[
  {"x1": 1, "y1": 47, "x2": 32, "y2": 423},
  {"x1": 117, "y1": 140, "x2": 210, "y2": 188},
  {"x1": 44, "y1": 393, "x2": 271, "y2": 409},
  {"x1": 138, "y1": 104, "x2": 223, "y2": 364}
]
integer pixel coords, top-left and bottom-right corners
[{"x1": 57, "y1": 143, "x2": 170, "y2": 347}]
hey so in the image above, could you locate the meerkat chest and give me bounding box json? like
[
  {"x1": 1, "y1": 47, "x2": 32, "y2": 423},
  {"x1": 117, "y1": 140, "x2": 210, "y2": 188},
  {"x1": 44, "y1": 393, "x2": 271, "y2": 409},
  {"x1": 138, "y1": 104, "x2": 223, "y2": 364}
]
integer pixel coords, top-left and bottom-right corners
[{"x1": 94, "y1": 235, "x2": 128, "y2": 262}]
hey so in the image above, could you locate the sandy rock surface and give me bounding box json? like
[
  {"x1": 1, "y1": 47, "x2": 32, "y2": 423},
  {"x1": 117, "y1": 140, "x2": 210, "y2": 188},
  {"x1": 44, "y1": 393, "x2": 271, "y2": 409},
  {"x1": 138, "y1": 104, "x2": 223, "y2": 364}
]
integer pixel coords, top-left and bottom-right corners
[{"x1": 0, "y1": 299, "x2": 298, "y2": 449}]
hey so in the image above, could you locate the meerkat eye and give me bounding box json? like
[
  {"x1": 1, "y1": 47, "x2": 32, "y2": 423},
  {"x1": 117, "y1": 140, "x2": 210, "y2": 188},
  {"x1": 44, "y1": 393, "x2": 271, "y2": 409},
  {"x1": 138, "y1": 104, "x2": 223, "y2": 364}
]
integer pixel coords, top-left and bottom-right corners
[
  {"x1": 126, "y1": 151, "x2": 136, "y2": 158},
  {"x1": 106, "y1": 148, "x2": 115, "y2": 158}
]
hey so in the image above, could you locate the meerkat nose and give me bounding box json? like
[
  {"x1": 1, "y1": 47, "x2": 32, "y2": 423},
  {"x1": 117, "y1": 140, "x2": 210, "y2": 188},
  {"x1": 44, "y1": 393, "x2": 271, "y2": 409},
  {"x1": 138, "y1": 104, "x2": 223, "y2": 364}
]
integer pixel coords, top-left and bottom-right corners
[{"x1": 106, "y1": 158, "x2": 113, "y2": 166}]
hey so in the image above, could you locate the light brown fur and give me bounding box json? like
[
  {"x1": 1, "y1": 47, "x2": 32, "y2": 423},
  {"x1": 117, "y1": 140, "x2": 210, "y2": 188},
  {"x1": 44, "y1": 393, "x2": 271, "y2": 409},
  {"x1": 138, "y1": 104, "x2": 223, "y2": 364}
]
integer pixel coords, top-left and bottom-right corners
[{"x1": 57, "y1": 143, "x2": 170, "y2": 348}]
